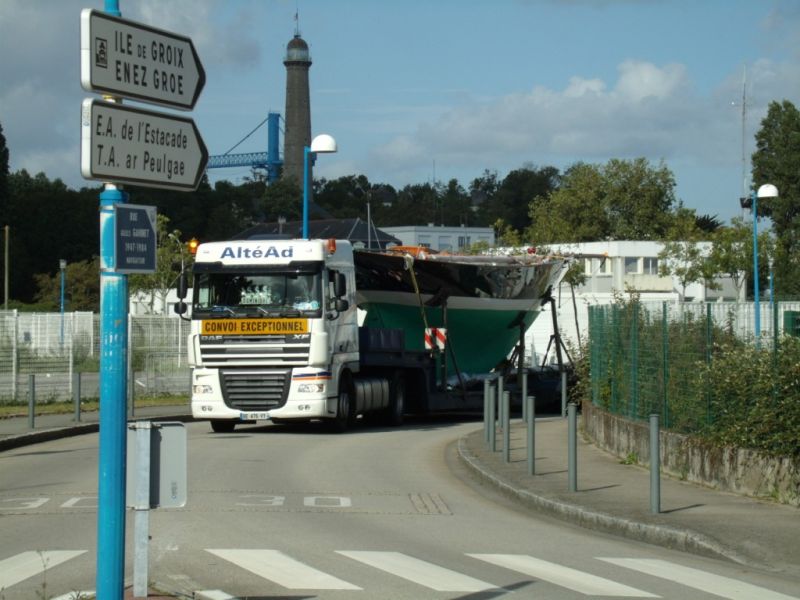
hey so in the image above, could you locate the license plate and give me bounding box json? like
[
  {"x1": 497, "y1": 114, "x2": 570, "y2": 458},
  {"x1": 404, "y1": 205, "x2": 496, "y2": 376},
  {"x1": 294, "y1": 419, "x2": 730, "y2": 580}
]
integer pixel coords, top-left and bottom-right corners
[{"x1": 240, "y1": 411, "x2": 270, "y2": 421}]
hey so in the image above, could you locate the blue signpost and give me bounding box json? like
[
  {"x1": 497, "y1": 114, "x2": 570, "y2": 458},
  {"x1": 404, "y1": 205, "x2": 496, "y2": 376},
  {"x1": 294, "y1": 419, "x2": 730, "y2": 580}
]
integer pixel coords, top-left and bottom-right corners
[
  {"x1": 80, "y1": 1, "x2": 205, "y2": 595},
  {"x1": 97, "y1": 184, "x2": 129, "y2": 597}
]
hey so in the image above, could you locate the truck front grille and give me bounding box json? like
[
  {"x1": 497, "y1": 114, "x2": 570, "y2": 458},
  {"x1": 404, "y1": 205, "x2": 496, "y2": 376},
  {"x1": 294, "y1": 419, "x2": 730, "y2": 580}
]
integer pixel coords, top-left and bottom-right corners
[
  {"x1": 199, "y1": 334, "x2": 310, "y2": 367},
  {"x1": 220, "y1": 368, "x2": 290, "y2": 411}
]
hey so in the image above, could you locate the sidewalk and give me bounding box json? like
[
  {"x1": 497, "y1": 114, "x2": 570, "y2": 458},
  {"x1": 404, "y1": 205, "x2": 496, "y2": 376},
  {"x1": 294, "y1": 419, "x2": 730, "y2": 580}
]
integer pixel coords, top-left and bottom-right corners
[
  {"x1": 0, "y1": 404, "x2": 192, "y2": 451},
  {"x1": 459, "y1": 416, "x2": 800, "y2": 579}
]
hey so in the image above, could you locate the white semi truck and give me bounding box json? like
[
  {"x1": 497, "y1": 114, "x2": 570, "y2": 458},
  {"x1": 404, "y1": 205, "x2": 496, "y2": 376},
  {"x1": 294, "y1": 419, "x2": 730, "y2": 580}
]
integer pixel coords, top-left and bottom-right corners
[{"x1": 178, "y1": 237, "x2": 448, "y2": 432}]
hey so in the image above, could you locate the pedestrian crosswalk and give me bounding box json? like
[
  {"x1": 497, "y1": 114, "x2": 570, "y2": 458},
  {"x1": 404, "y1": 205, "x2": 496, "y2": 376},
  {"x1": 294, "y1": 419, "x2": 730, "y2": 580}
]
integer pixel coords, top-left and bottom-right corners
[
  {"x1": 0, "y1": 550, "x2": 86, "y2": 592},
  {"x1": 2, "y1": 548, "x2": 798, "y2": 599},
  {"x1": 200, "y1": 549, "x2": 800, "y2": 599}
]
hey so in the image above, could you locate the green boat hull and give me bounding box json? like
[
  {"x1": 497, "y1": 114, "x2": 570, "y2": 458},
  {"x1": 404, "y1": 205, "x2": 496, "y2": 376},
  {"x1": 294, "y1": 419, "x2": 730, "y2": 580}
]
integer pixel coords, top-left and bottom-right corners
[{"x1": 360, "y1": 300, "x2": 540, "y2": 376}]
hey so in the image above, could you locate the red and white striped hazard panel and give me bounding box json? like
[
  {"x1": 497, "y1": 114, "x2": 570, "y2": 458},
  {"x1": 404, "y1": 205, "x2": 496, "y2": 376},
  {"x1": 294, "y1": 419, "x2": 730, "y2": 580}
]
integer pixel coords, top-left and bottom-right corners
[{"x1": 424, "y1": 327, "x2": 447, "y2": 350}]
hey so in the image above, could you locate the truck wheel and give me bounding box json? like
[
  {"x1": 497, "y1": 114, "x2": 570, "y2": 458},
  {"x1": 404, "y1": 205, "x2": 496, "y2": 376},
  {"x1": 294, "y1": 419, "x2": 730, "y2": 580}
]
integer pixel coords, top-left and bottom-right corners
[
  {"x1": 332, "y1": 381, "x2": 355, "y2": 432},
  {"x1": 387, "y1": 372, "x2": 405, "y2": 426},
  {"x1": 210, "y1": 420, "x2": 236, "y2": 433}
]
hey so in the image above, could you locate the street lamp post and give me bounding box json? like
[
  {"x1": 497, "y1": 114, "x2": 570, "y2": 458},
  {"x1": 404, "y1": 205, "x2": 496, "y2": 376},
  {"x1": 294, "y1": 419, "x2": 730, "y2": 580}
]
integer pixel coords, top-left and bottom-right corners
[
  {"x1": 751, "y1": 184, "x2": 779, "y2": 344},
  {"x1": 302, "y1": 134, "x2": 338, "y2": 239},
  {"x1": 59, "y1": 259, "x2": 67, "y2": 348}
]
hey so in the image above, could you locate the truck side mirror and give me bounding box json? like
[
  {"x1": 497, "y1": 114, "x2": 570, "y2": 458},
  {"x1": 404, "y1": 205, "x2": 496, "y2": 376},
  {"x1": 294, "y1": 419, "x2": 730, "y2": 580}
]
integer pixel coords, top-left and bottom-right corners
[
  {"x1": 335, "y1": 299, "x2": 349, "y2": 312},
  {"x1": 177, "y1": 271, "x2": 188, "y2": 300},
  {"x1": 334, "y1": 272, "x2": 346, "y2": 298},
  {"x1": 174, "y1": 301, "x2": 188, "y2": 315}
]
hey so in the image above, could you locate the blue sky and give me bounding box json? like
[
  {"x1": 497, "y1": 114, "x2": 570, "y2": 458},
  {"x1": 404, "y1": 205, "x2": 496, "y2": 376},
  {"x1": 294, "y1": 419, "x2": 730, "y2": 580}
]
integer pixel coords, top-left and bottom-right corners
[{"x1": 1, "y1": 0, "x2": 798, "y2": 226}]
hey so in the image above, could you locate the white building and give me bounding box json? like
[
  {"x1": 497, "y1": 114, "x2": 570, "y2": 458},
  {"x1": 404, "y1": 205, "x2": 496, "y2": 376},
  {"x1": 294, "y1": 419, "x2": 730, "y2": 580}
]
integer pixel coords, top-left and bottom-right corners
[
  {"x1": 527, "y1": 240, "x2": 745, "y2": 365},
  {"x1": 130, "y1": 288, "x2": 192, "y2": 317},
  {"x1": 380, "y1": 225, "x2": 494, "y2": 252}
]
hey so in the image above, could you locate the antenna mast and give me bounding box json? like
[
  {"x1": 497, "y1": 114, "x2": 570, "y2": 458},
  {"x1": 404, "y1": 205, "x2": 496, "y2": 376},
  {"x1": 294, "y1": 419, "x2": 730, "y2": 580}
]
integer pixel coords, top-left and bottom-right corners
[{"x1": 740, "y1": 65, "x2": 747, "y2": 209}]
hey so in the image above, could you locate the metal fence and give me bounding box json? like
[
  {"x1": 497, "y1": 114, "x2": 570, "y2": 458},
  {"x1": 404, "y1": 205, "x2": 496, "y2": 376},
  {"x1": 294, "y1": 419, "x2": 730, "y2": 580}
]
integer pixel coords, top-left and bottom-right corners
[
  {"x1": 587, "y1": 300, "x2": 800, "y2": 433},
  {"x1": 0, "y1": 310, "x2": 191, "y2": 404}
]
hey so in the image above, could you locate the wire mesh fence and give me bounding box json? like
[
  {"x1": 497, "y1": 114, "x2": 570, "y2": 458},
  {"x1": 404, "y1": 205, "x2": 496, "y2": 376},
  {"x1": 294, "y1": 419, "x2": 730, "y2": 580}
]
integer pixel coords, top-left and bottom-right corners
[
  {"x1": 0, "y1": 310, "x2": 191, "y2": 404},
  {"x1": 588, "y1": 300, "x2": 800, "y2": 442}
]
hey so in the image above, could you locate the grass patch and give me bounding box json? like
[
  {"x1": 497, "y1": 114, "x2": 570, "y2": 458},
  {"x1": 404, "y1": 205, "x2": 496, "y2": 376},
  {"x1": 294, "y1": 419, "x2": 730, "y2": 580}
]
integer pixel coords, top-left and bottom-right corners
[{"x1": 0, "y1": 394, "x2": 189, "y2": 418}]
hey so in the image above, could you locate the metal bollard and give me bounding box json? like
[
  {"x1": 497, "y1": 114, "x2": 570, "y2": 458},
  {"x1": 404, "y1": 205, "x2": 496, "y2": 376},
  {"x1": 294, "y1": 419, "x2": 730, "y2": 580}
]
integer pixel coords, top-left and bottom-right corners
[
  {"x1": 73, "y1": 372, "x2": 82, "y2": 422},
  {"x1": 28, "y1": 374, "x2": 35, "y2": 429},
  {"x1": 568, "y1": 402, "x2": 577, "y2": 492},
  {"x1": 488, "y1": 382, "x2": 496, "y2": 452},
  {"x1": 527, "y1": 395, "x2": 536, "y2": 475},
  {"x1": 502, "y1": 391, "x2": 510, "y2": 463},
  {"x1": 650, "y1": 413, "x2": 661, "y2": 514},
  {"x1": 521, "y1": 369, "x2": 528, "y2": 423},
  {"x1": 483, "y1": 379, "x2": 490, "y2": 444},
  {"x1": 497, "y1": 376, "x2": 505, "y2": 432}
]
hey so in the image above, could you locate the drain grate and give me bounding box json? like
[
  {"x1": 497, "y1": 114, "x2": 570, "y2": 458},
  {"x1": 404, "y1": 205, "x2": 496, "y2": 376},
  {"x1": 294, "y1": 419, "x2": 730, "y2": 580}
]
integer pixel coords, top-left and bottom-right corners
[{"x1": 409, "y1": 493, "x2": 451, "y2": 515}]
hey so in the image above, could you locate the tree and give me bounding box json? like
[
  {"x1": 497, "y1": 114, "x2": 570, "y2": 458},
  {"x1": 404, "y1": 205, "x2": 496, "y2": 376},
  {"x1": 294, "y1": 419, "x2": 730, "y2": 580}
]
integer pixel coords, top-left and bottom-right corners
[
  {"x1": 489, "y1": 165, "x2": 560, "y2": 233},
  {"x1": 33, "y1": 257, "x2": 101, "y2": 311},
  {"x1": 128, "y1": 215, "x2": 189, "y2": 314},
  {"x1": 0, "y1": 122, "x2": 8, "y2": 212},
  {"x1": 527, "y1": 162, "x2": 609, "y2": 242},
  {"x1": 709, "y1": 217, "x2": 751, "y2": 300},
  {"x1": 751, "y1": 99, "x2": 800, "y2": 295},
  {"x1": 469, "y1": 169, "x2": 500, "y2": 225},
  {"x1": 260, "y1": 177, "x2": 302, "y2": 225},
  {"x1": 526, "y1": 158, "x2": 677, "y2": 244},
  {"x1": 603, "y1": 158, "x2": 676, "y2": 239},
  {"x1": 658, "y1": 209, "x2": 717, "y2": 301},
  {"x1": 5, "y1": 170, "x2": 97, "y2": 303}
]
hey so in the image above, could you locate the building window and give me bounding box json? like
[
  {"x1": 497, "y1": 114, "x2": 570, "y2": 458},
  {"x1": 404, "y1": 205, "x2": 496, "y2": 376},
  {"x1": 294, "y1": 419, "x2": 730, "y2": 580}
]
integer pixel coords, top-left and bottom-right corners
[
  {"x1": 625, "y1": 257, "x2": 640, "y2": 274},
  {"x1": 585, "y1": 257, "x2": 612, "y2": 276},
  {"x1": 457, "y1": 235, "x2": 471, "y2": 249},
  {"x1": 643, "y1": 257, "x2": 659, "y2": 275}
]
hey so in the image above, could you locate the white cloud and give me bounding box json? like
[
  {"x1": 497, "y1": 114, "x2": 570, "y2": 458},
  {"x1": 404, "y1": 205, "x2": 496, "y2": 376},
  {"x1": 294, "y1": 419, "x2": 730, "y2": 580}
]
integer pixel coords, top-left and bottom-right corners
[
  {"x1": 368, "y1": 60, "x2": 722, "y2": 178},
  {"x1": 613, "y1": 60, "x2": 688, "y2": 102}
]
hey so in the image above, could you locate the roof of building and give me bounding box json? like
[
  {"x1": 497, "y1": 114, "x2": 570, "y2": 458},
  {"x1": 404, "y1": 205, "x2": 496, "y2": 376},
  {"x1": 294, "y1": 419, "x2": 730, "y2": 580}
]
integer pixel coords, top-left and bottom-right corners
[{"x1": 233, "y1": 218, "x2": 402, "y2": 250}]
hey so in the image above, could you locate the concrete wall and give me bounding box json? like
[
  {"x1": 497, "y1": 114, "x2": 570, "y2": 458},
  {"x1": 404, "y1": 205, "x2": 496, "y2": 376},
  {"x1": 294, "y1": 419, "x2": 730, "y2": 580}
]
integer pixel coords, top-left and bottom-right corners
[{"x1": 582, "y1": 402, "x2": 800, "y2": 507}]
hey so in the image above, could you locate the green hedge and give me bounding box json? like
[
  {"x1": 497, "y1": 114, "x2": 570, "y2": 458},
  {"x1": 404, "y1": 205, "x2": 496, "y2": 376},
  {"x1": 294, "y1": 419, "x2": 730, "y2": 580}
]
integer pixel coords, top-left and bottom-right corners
[{"x1": 587, "y1": 300, "x2": 800, "y2": 459}]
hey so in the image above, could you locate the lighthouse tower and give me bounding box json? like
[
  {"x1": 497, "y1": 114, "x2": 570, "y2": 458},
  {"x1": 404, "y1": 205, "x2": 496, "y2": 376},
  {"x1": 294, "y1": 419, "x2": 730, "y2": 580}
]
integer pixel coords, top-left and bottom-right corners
[{"x1": 282, "y1": 31, "x2": 312, "y2": 184}]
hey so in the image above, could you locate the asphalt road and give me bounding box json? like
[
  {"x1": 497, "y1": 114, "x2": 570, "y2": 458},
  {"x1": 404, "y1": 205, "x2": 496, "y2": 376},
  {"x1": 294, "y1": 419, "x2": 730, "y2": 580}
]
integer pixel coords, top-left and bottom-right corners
[{"x1": 1, "y1": 419, "x2": 798, "y2": 599}]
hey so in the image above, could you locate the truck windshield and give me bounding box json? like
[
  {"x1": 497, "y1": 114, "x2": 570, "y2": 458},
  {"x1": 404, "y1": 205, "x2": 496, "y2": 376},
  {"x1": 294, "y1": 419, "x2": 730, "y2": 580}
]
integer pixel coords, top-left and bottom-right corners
[{"x1": 192, "y1": 270, "x2": 323, "y2": 318}]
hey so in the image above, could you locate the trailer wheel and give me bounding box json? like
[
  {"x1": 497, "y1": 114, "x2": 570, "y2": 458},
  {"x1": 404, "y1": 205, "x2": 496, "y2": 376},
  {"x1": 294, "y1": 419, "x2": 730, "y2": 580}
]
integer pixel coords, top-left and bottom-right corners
[
  {"x1": 210, "y1": 419, "x2": 236, "y2": 433},
  {"x1": 331, "y1": 379, "x2": 355, "y2": 432},
  {"x1": 386, "y1": 372, "x2": 405, "y2": 426}
]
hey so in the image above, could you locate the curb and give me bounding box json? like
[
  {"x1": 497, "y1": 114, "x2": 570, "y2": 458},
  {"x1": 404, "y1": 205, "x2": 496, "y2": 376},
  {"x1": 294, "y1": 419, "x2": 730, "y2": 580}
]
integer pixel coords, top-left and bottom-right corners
[
  {"x1": 456, "y1": 434, "x2": 768, "y2": 571},
  {"x1": 0, "y1": 414, "x2": 195, "y2": 452}
]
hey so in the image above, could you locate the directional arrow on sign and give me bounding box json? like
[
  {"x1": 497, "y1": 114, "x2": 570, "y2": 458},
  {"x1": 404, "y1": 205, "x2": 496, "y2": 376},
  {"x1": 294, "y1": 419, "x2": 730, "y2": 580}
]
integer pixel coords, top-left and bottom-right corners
[
  {"x1": 80, "y1": 9, "x2": 205, "y2": 110},
  {"x1": 81, "y1": 99, "x2": 208, "y2": 191}
]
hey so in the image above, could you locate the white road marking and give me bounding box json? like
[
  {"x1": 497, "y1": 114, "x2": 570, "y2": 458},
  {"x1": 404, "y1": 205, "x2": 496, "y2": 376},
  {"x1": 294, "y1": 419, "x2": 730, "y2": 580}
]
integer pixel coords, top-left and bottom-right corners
[
  {"x1": 0, "y1": 551, "x2": 86, "y2": 591},
  {"x1": 50, "y1": 592, "x2": 95, "y2": 600},
  {"x1": 338, "y1": 550, "x2": 496, "y2": 592},
  {"x1": 599, "y1": 558, "x2": 800, "y2": 600},
  {"x1": 195, "y1": 591, "x2": 238, "y2": 600},
  {"x1": 206, "y1": 549, "x2": 360, "y2": 590},
  {"x1": 469, "y1": 554, "x2": 659, "y2": 597}
]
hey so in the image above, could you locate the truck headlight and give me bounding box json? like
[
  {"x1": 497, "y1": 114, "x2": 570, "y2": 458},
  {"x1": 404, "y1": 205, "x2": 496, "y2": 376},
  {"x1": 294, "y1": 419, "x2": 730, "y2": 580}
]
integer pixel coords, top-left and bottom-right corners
[
  {"x1": 193, "y1": 385, "x2": 213, "y2": 394},
  {"x1": 297, "y1": 382, "x2": 325, "y2": 393}
]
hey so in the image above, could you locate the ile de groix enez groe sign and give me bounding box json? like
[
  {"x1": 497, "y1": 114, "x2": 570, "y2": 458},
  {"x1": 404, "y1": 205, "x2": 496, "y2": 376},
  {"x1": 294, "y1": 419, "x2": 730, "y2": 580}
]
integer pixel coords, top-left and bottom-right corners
[{"x1": 80, "y1": 8, "x2": 205, "y2": 111}]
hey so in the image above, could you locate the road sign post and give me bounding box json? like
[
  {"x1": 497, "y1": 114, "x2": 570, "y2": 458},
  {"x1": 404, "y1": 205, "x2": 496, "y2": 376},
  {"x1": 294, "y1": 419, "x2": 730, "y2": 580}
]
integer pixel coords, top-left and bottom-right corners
[
  {"x1": 81, "y1": 99, "x2": 208, "y2": 191},
  {"x1": 83, "y1": 2, "x2": 205, "y2": 597},
  {"x1": 81, "y1": 9, "x2": 205, "y2": 110},
  {"x1": 115, "y1": 204, "x2": 157, "y2": 274}
]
